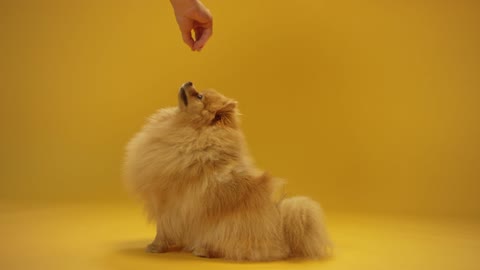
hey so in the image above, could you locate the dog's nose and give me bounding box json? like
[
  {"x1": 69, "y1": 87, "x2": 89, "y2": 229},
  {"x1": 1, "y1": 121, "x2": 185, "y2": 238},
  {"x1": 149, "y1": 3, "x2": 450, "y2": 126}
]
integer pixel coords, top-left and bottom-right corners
[{"x1": 184, "y1": 81, "x2": 193, "y2": 87}]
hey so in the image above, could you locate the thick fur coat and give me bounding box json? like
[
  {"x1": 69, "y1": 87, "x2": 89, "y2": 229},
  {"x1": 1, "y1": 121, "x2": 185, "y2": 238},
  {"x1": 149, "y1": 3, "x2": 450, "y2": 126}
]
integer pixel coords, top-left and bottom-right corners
[{"x1": 123, "y1": 82, "x2": 332, "y2": 261}]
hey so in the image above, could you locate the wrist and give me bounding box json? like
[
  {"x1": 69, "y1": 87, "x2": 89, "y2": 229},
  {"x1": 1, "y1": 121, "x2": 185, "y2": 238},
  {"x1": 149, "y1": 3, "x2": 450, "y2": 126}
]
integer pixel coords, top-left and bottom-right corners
[{"x1": 170, "y1": 0, "x2": 198, "y2": 12}]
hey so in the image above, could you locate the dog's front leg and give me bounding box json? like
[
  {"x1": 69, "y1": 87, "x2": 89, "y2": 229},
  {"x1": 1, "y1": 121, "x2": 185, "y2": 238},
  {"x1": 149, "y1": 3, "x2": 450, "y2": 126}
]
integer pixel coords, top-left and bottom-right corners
[{"x1": 146, "y1": 224, "x2": 170, "y2": 253}]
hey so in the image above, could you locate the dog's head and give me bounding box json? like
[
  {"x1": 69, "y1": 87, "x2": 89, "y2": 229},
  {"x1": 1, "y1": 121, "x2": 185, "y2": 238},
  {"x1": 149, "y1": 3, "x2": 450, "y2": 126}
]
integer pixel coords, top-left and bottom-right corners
[{"x1": 178, "y1": 82, "x2": 239, "y2": 129}]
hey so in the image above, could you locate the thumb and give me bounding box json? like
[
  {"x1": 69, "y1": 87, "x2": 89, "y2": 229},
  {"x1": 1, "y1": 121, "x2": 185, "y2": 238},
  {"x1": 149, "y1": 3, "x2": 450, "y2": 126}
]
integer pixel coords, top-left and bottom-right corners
[
  {"x1": 178, "y1": 20, "x2": 194, "y2": 49},
  {"x1": 181, "y1": 30, "x2": 194, "y2": 49}
]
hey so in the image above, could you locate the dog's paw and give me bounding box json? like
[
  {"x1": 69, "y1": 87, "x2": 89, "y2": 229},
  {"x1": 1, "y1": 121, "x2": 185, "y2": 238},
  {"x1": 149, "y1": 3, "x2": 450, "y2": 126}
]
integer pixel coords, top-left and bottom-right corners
[
  {"x1": 193, "y1": 247, "x2": 209, "y2": 258},
  {"x1": 192, "y1": 247, "x2": 214, "y2": 258},
  {"x1": 146, "y1": 243, "x2": 168, "y2": 253},
  {"x1": 193, "y1": 247, "x2": 221, "y2": 258}
]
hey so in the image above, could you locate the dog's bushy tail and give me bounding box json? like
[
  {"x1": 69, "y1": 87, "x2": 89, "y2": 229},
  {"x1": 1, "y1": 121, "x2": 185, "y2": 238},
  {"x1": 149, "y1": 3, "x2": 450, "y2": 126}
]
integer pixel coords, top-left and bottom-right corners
[{"x1": 279, "y1": 196, "x2": 333, "y2": 258}]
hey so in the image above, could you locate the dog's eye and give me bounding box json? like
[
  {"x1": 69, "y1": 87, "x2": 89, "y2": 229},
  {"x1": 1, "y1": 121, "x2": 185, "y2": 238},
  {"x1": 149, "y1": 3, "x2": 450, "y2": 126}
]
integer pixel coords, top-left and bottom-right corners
[{"x1": 197, "y1": 94, "x2": 203, "y2": 100}]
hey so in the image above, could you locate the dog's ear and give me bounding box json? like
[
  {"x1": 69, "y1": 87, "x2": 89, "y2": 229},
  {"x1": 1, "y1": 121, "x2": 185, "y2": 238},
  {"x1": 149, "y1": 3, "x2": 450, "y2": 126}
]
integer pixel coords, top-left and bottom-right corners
[
  {"x1": 219, "y1": 101, "x2": 237, "y2": 113},
  {"x1": 212, "y1": 101, "x2": 238, "y2": 126}
]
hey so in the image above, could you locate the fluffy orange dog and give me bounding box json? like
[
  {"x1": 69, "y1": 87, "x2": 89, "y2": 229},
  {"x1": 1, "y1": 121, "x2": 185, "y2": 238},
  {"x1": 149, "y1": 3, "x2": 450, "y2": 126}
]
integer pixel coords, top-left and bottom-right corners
[{"x1": 124, "y1": 82, "x2": 331, "y2": 261}]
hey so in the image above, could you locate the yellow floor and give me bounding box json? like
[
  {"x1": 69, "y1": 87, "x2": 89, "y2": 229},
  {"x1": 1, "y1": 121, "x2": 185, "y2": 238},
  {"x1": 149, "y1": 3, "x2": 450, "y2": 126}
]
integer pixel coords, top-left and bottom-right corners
[{"x1": 1, "y1": 203, "x2": 479, "y2": 270}]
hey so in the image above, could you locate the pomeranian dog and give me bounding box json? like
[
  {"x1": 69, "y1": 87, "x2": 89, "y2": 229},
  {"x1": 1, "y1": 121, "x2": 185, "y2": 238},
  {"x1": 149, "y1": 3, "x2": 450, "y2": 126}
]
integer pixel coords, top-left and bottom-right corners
[{"x1": 123, "y1": 82, "x2": 332, "y2": 261}]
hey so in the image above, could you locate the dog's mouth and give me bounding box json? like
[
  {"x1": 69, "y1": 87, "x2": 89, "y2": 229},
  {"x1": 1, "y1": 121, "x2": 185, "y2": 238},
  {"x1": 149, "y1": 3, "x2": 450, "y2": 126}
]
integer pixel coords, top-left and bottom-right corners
[
  {"x1": 179, "y1": 87, "x2": 188, "y2": 106},
  {"x1": 178, "y1": 82, "x2": 195, "y2": 108}
]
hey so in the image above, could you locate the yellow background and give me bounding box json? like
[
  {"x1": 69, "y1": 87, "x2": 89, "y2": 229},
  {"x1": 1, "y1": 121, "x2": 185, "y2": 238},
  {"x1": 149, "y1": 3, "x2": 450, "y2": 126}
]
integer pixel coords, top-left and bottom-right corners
[{"x1": 1, "y1": 1, "x2": 479, "y2": 269}]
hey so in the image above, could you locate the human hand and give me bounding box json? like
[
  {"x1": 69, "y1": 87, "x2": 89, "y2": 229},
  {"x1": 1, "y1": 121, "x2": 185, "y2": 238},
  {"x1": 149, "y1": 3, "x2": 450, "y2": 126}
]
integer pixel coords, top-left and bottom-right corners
[{"x1": 170, "y1": 0, "x2": 213, "y2": 51}]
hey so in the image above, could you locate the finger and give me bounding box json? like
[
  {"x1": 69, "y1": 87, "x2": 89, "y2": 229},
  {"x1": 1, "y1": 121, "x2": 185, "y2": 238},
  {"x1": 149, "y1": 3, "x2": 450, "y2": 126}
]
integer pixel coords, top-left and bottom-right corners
[
  {"x1": 193, "y1": 26, "x2": 204, "y2": 42},
  {"x1": 193, "y1": 27, "x2": 212, "y2": 51},
  {"x1": 181, "y1": 29, "x2": 194, "y2": 50},
  {"x1": 177, "y1": 19, "x2": 195, "y2": 49}
]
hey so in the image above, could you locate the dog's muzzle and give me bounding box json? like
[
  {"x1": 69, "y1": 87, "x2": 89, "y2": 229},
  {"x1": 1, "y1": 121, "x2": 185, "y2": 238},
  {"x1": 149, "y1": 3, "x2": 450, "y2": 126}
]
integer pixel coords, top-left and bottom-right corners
[{"x1": 179, "y1": 87, "x2": 188, "y2": 106}]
